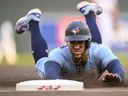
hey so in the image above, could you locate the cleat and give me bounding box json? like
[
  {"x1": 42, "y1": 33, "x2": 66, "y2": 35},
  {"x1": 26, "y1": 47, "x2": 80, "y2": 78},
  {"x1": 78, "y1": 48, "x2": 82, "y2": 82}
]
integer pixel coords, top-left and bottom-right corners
[
  {"x1": 15, "y1": 17, "x2": 29, "y2": 34},
  {"x1": 26, "y1": 8, "x2": 42, "y2": 22},
  {"x1": 77, "y1": 1, "x2": 103, "y2": 16},
  {"x1": 15, "y1": 8, "x2": 41, "y2": 34}
]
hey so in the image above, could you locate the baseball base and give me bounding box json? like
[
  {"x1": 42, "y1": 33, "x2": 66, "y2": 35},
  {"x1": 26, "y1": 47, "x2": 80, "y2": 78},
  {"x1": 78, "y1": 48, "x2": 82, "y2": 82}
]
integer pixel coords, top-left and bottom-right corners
[{"x1": 16, "y1": 79, "x2": 84, "y2": 91}]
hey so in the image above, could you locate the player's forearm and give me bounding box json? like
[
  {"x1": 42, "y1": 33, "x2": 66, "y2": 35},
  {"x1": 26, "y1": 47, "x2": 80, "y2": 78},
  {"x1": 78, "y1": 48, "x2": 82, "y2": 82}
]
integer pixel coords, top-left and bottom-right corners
[
  {"x1": 45, "y1": 61, "x2": 61, "y2": 79},
  {"x1": 106, "y1": 60, "x2": 125, "y2": 82}
]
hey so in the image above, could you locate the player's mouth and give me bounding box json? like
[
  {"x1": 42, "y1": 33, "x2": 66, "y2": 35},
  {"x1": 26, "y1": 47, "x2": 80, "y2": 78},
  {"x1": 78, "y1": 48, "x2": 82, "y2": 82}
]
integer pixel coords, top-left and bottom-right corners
[{"x1": 73, "y1": 51, "x2": 82, "y2": 58}]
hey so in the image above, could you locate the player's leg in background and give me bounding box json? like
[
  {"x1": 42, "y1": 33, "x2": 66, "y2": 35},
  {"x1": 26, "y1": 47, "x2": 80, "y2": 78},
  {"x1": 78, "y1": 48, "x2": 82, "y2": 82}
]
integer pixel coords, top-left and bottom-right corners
[
  {"x1": 77, "y1": 1, "x2": 102, "y2": 44},
  {"x1": 15, "y1": 9, "x2": 48, "y2": 63},
  {"x1": 85, "y1": 11, "x2": 102, "y2": 44},
  {"x1": 29, "y1": 20, "x2": 48, "y2": 63}
]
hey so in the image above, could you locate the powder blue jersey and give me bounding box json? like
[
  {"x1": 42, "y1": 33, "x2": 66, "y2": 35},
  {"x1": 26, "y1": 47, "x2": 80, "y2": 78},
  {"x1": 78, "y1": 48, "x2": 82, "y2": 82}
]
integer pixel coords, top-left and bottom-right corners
[{"x1": 35, "y1": 42, "x2": 118, "y2": 79}]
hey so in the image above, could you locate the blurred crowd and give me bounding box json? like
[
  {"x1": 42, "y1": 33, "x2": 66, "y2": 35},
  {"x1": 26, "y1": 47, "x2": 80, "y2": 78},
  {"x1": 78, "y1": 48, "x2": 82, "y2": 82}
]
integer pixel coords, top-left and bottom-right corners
[{"x1": 0, "y1": 20, "x2": 17, "y2": 65}]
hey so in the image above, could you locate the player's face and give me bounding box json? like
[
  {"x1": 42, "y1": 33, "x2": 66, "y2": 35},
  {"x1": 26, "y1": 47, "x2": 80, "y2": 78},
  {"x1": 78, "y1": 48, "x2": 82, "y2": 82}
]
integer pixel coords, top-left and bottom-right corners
[{"x1": 67, "y1": 41, "x2": 86, "y2": 59}]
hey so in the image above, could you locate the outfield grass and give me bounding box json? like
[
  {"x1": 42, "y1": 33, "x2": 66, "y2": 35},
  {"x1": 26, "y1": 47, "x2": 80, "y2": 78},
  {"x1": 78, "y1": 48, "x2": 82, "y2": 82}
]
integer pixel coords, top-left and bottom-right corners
[
  {"x1": 0, "y1": 52, "x2": 34, "y2": 66},
  {"x1": 0, "y1": 52, "x2": 127, "y2": 66},
  {"x1": 16, "y1": 52, "x2": 35, "y2": 65},
  {"x1": 115, "y1": 52, "x2": 128, "y2": 67}
]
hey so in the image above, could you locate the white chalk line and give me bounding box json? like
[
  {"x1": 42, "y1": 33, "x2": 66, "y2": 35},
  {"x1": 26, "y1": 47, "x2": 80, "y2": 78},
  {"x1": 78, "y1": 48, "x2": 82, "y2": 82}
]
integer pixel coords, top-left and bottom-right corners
[{"x1": 0, "y1": 88, "x2": 128, "y2": 92}]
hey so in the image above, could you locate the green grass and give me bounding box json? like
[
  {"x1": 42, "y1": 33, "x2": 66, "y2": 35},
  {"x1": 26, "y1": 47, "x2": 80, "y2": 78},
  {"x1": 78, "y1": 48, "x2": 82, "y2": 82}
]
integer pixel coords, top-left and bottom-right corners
[
  {"x1": 0, "y1": 52, "x2": 34, "y2": 66},
  {"x1": 115, "y1": 52, "x2": 128, "y2": 67},
  {"x1": 0, "y1": 52, "x2": 127, "y2": 67},
  {"x1": 16, "y1": 52, "x2": 35, "y2": 65}
]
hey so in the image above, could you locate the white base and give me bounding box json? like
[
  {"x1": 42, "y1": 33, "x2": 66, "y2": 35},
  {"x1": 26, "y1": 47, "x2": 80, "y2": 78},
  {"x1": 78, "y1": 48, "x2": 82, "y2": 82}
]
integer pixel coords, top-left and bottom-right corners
[{"x1": 16, "y1": 79, "x2": 84, "y2": 91}]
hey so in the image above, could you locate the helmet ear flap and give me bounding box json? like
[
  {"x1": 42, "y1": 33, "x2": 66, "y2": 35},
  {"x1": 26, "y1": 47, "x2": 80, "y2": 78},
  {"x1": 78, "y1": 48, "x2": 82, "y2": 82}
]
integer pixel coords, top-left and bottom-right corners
[{"x1": 85, "y1": 38, "x2": 91, "y2": 48}]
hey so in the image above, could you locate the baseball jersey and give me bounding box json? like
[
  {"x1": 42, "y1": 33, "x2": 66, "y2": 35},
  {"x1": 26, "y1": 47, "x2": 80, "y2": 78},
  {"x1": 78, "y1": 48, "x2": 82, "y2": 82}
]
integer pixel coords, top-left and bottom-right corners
[{"x1": 35, "y1": 42, "x2": 118, "y2": 79}]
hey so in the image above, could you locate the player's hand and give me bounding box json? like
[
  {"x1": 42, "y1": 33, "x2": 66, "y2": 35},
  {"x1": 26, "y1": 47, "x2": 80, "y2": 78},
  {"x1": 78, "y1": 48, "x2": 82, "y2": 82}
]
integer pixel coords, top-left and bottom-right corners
[{"x1": 102, "y1": 73, "x2": 121, "y2": 85}]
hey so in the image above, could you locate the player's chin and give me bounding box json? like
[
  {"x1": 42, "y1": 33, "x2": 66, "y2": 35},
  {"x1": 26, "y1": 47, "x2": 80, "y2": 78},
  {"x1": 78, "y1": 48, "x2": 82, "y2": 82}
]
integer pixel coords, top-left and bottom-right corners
[{"x1": 74, "y1": 54, "x2": 82, "y2": 59}]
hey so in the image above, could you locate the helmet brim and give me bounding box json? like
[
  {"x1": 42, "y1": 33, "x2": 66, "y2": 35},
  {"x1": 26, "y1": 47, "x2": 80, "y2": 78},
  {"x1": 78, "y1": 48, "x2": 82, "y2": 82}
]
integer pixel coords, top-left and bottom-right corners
[{"x1": 64, "y1": 35, "x2": 90, "y2": 41}]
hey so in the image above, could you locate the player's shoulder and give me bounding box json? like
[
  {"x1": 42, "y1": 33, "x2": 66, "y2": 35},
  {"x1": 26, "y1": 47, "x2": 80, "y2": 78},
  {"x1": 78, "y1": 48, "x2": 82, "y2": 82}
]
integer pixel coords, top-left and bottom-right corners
[
  {"x1": 89, "y1": 42, "x2": 111, "y2": 53},
  {"x1": 90, "y1": 42, "x2": 102, "y2": 48},
  {"x1": 49, "y1": 45, "x2": 69, "y2": 55},
  {"x1": 90, "y1": 42, "x2": 109, "y2": 49}
]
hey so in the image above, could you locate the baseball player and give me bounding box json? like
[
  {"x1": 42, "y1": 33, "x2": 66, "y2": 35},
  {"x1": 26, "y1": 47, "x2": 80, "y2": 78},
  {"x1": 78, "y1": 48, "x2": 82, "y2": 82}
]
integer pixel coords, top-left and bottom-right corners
[{"x1": 15, "y1": 1, "x2": 125, "y2": 85}]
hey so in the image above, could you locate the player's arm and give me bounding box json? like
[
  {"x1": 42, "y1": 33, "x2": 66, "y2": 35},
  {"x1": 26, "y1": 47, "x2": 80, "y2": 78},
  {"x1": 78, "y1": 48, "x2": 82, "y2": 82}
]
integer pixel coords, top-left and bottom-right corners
[
  {"x1": 95, "y1": 45, "x2": 125, "y2": 85},
  {"x1": 44, "y1": 47, "x2": 65, "y2": 79},
  {"x1": 104, "y1": 60, "x2": 125, "y2": 84},
  {"x1": 44, "y1": 61, "x2": 61, "y2": 79}
]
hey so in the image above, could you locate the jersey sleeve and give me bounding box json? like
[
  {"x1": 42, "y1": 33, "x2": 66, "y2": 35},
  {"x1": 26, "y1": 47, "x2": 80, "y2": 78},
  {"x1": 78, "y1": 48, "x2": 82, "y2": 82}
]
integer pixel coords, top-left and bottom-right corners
[
  {"x1": 35, "y1": 47, "x2": 65, "y2": 79},
  {"x1": 95, "y1": 45, "x2": 118, "y2": 68},
  {"x1": 48, "y1": 47, "x2": 65, "y2": 67}
]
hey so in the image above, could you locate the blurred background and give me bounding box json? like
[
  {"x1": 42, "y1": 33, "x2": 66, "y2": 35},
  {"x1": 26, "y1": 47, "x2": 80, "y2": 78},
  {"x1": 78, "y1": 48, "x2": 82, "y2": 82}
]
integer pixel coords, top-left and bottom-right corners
[
  {"x1": 0, "y1": 0, "x2": 127, "y2": 87},
  {"x1": 0, "y1": 0, "x2": 127, "y2": 65}
]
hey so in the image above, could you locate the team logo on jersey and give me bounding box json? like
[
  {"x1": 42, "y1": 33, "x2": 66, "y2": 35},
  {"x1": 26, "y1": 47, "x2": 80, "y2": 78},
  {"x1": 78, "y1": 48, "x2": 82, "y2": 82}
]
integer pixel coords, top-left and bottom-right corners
[{"x1": 71, "y1": 28, "x2": 80, "y2": 35}]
